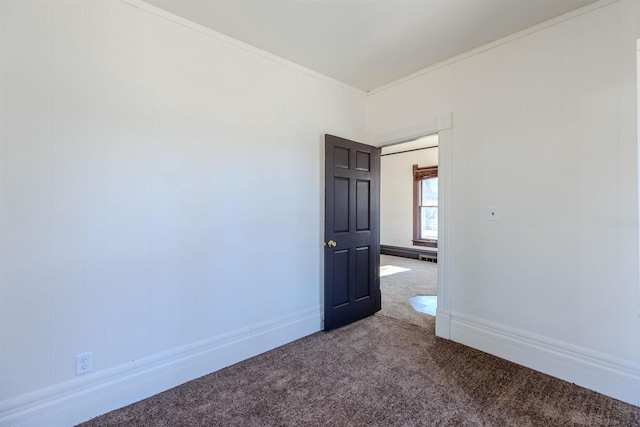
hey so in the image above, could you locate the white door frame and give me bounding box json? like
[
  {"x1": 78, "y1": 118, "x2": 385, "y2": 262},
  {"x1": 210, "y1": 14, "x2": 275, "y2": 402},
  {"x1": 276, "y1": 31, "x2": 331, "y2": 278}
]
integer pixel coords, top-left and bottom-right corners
[{"x1": 371, "y1": 113, "x2": 453, "y2": 339}]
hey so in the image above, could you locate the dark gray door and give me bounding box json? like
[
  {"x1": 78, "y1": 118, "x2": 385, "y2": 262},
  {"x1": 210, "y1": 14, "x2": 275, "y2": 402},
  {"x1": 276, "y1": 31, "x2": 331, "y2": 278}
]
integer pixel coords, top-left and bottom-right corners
[{"x1": 324, "y1": 134, "x2": 381, "y2": 330}]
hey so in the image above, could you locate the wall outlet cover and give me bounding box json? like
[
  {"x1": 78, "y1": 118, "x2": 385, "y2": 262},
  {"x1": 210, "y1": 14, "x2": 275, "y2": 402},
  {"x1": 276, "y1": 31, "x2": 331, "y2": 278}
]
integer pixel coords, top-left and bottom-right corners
[{"x1": 76, "y1": 352, "x2": 93, "y2": 375}]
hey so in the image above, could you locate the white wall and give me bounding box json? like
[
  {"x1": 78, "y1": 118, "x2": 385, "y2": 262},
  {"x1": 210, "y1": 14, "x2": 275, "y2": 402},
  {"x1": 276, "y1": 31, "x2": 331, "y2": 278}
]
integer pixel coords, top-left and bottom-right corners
[
  {"x1": 0, "y1": 0, "x2": 365, "y2": 424},
  {"x1": 368, "y1": 0, "x2": 640, "y2": 406},
  {"x1": 1, "y1": 0, "x2": 639, "y2": 424},
  {"x1": 381, "y1": 148, "x2": 438, "y2": 248}
]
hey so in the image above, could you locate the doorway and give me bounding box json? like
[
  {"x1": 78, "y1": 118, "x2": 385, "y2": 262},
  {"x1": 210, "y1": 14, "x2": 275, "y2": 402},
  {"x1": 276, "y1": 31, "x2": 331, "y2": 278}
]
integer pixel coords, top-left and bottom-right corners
[
  {"x1": 377, "y1": 134, "x2": 439, "y2": 330},
  {"x1": 322, "y1": 119, "x2": 452, "y2": 338}
]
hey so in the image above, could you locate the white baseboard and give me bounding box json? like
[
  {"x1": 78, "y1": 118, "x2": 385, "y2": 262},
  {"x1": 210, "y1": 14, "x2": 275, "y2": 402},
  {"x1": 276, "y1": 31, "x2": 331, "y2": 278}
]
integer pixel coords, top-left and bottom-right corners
[
  {"x1": 435, "y1": 309, "x2": 451, "y2": 339},
  {"x1": 450, "y1": 311, "x2": 640, "y2": 407},
  {"x1": 0, "y1": 306, "x2": 323, "y2": 427}
]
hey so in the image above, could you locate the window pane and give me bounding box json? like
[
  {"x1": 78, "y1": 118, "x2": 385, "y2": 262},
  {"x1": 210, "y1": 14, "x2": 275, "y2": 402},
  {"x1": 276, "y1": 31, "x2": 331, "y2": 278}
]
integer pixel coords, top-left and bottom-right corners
[
  {"x1": 421, "y1": 177, "x2": 438, "y2": 206},
  {"x1": 420, "y1": 207, "x2": 438, "y2": 240}
]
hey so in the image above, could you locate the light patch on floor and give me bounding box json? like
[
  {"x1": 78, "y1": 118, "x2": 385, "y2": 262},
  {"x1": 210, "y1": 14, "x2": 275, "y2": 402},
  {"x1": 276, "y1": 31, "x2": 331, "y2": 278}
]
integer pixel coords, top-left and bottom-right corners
[
  {"x1": 409, "y1": 295, "x2": 437, "y2": 317},
  {"x1": 380, "y1": 264, "x2": 410, "y2": 277}
]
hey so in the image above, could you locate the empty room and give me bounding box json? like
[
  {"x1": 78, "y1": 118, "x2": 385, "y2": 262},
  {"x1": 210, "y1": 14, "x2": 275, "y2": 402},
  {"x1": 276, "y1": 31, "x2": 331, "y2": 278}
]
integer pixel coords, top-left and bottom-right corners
[
  {"x1": 379, "y1": 134, "x2": 440, "y2": 328},
  {"x1": 1, "y1": 0, "x2": 639, "y2": 426}
]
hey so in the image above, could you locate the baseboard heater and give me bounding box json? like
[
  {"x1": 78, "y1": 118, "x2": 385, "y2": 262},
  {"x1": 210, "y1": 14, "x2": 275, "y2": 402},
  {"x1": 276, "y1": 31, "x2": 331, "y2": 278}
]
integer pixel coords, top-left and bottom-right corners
[{"x1": 418, "y1": 253, "x2": 437, "y2": 263}]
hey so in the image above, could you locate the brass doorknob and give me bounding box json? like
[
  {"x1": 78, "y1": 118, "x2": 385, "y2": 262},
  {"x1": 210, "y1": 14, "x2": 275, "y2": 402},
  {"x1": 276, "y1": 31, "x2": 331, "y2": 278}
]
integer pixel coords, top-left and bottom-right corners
[{"x1": 327, "y1": 240, "x2": 337, "y2": 248}]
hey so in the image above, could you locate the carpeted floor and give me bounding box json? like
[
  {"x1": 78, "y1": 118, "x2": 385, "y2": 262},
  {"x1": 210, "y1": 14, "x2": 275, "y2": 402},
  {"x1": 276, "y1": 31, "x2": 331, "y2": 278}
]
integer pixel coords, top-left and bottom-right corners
[
  {"x1": 378, "y1": 254, "x2": 437, "y2": 329},
  {"x1": 80, "y1": 315, "x2": 640, "y2": 427}
]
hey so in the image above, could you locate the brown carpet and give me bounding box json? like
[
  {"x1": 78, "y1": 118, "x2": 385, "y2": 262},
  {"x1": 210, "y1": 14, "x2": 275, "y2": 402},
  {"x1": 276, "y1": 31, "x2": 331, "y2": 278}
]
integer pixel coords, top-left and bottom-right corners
[
  {"x1": 80, "y1": 315, "x2": 639, "y2": 427},
  {"x1": 378, "y1": 254, "x2": 437, "y2": 329}
]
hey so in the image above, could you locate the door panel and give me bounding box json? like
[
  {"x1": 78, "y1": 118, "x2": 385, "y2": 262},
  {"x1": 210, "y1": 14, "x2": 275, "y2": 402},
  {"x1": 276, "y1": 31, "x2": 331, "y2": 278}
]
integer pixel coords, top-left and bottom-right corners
[
  {"x1": 355, "y1": 246, "x2": 370, "y2": 300},
  {"x1": 332, "y1": 249, "x2": 350, "y2": 307},
  {"x1": 356, "y1": 151, "x2": 370, "y2": 171},
  {"x1": 356, "y1": 180, "x2": 370, "y2": 231},
  {"x1": 324, "y1": 134, "x2": 380, "y2": 330},
  {"x1": 334, "y1": 178, "x2": 350, "y2": 233},
  {"x1": 334, "y1": 146, "x2": 350, "y2": 169}
]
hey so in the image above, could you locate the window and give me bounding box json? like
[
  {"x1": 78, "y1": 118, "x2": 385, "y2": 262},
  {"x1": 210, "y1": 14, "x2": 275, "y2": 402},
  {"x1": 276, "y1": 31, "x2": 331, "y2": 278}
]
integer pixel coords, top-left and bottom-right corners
[{"x1": 413, "y1": 164, "x2": 438, "y2": 247}]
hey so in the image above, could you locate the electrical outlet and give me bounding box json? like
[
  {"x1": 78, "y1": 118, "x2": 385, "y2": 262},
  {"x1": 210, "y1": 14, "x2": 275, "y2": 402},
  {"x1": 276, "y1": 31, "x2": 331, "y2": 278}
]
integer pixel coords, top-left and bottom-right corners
[{"x1": 76, "y1": 352, "x2": 93, "y2": 375}]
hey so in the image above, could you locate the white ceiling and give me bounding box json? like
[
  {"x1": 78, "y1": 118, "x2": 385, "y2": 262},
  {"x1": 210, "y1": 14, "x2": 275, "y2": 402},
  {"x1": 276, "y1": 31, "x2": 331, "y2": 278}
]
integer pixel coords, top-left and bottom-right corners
[
  {"x1": 147, "y1": 0, "x2": 597, "y2": 91},
  {"x1": 381, "y1": 135, "x2": 438, "y2": 155}
]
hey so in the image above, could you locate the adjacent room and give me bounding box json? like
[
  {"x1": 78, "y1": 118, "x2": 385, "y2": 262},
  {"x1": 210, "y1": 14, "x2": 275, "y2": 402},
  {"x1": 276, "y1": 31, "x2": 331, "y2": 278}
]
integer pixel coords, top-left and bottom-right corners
[
  {"x1": 1, "y1": 0, "x2": 639, "y2": 426},
  {"x1": 378, "y1": 135, "x2": 439, "y2": 329}
]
